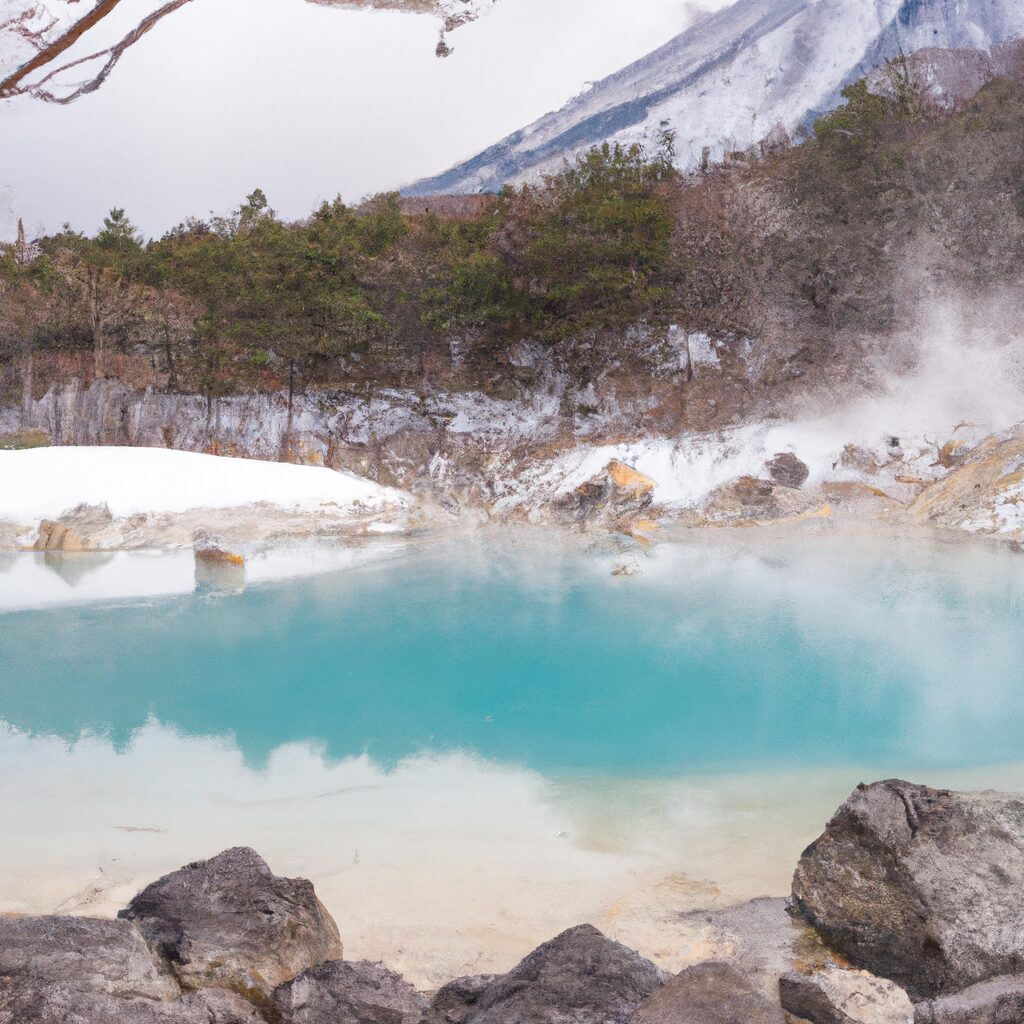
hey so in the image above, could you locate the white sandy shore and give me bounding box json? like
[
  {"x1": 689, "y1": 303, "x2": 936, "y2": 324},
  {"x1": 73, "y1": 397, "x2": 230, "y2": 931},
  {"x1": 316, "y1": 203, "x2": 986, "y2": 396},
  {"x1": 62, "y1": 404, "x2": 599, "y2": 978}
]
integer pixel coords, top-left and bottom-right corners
[
  {"x1": 2, "y1": 718, "x2": 1023, "y2": 988},
  {"x1": 0, "y1": 446, "x2": 408, "y2": 525}
]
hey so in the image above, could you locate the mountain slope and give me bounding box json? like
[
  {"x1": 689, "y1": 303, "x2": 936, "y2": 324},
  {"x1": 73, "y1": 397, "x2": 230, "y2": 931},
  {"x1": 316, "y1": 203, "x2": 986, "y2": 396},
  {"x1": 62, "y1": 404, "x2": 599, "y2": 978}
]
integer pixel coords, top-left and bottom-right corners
[{"x1": 407, "y1": 0, "x2": 1024, "y2": 194}]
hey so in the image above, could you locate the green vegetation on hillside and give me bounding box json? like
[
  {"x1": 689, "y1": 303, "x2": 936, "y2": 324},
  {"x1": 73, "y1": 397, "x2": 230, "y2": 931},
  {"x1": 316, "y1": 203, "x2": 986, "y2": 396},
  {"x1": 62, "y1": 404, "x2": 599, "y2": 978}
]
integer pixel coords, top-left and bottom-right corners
[{"x1": 3, "y1": 63, "x2": 1024, "y2": 420}]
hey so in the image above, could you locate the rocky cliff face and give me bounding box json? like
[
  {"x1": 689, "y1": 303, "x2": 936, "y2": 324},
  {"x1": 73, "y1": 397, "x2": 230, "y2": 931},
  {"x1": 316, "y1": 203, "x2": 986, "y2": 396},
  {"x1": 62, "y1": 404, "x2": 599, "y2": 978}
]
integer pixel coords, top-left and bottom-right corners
[{"x1": 407, "y1": 0, "x2": 1024, "y2": 194}]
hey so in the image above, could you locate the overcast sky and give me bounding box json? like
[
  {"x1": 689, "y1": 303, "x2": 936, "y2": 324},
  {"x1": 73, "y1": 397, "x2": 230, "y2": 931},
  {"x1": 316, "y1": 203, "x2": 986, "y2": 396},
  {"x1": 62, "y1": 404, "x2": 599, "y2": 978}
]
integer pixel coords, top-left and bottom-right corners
[{"x1": 0, "y1": 0, "x2": 728, "y2": 239}]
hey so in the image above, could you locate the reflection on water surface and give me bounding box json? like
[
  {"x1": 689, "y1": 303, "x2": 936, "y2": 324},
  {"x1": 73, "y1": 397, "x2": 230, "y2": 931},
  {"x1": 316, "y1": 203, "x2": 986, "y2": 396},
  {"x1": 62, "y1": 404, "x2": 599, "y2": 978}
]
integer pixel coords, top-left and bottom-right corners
[{"x1": 1, "y1": 529, "x2": 1022, "y2": 982}]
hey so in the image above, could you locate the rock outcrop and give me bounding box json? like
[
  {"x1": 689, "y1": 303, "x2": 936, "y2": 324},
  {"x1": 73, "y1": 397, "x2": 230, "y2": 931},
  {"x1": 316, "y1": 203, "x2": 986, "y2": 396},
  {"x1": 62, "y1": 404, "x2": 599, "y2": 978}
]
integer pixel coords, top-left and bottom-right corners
[
  {"x1": 462, "y1": 924, "x2": 666, "y2": 1024},
  {"x1": 791, "y1": 780, "x2": 1024, "y2": 999},
  {"x1": 555, "y1": 461, "x2": 656, "y2": 526},
  {"x1": 910, "y1": 428, "x2": 1024, "y2": 538},
  {"x1": 273, "y1": 959, "x2": 427, "y2": 1024},
  {"x1": 779, "y1": 968, "x2": 913, "y2": 1024},
  {"x1": 629, "y1": 961, "x2": 782, "y2": 1024},
  {"x1": 119, "y1": 847, "x2": 342, "y2": 997}
]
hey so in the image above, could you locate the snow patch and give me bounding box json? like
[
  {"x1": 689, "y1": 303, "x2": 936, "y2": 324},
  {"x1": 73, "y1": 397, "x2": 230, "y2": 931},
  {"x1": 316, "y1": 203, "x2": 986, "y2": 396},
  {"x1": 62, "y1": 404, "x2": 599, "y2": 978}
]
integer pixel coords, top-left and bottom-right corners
[{"x1": 0, "y1": 446, "x2": 408, "y2": 526}]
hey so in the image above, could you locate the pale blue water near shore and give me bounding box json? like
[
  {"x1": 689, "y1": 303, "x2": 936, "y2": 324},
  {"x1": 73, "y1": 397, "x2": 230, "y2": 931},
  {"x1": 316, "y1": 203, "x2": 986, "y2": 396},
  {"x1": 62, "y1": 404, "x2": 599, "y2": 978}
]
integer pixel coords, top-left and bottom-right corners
[
  {"x1": 1, "y1": 528, "x2": 1023, "y2": 980},
  {"x1": 1, "y1": 529, "x2": 1023, "y2": 773}
]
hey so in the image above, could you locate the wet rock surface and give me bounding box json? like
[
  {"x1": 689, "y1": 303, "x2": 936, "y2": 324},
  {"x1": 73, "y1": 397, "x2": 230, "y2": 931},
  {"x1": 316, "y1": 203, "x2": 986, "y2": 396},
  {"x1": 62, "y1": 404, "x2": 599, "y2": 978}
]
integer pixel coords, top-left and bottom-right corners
[
  {"x1": 779, "y1": 967, "x2": 913, "y2": 1024},
  {"x1": 273, "y1": 960, "x2": 427, "y2": 1024},
  {"x1": 791, "y1": 780, "x2": 1024, "y2": 999},
  {"x1": 119, "y1": 846, "x2": 342, "y2": 996},
  {"x1": 464, "y1": 924, "x2": 667, "y2": 1024}
]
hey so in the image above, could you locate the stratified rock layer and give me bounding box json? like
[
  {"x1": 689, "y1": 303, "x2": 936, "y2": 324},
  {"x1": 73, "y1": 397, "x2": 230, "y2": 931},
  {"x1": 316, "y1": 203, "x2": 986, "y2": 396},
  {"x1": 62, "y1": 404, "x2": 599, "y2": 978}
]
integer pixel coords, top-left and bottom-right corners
[
  {"x1": 792, "y1": 780, "x2": 1024, "y2": 999},
  {"x1": 119, "y1": 846, "x2": 342, "y2": 996}
]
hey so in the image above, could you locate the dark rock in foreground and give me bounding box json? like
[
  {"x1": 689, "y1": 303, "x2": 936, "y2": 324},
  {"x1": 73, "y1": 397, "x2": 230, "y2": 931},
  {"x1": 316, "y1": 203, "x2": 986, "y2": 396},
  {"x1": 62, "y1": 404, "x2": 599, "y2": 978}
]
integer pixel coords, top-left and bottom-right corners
[
  {"x1": 119, "y1": 846, "x2": 342, "y2": 996},
  {"x1": 779, "y1": 967, "x2": 913, "y2": 1023},
  {"x1": 914, "y1": 974, "x2": 1024, "y2": 1024},
  {"x1": 431, "y1": 974, "x2": 500, "y2": 1024},
  {"x1": 766, "y1": 452, "x2": 810, "y2": 489},
  {"x1": 464, "y1": 924, "x2": 666, "y2": 1024},
  {"x1": 0, "y1": 984, "x2": 263, "y2": 1023},
  {"x1": 273, "y1": 959, "x2": 427, "y2": 1024},
  {"x1": 0, "y1": 914, "x2": 179, "y2": 1001},
  {"x1": 792, "y1": 780, "x2": 1024, "y2": 999},
  {"x1": 629, "y1": 961, "x2": 782, "y2": 1024}
]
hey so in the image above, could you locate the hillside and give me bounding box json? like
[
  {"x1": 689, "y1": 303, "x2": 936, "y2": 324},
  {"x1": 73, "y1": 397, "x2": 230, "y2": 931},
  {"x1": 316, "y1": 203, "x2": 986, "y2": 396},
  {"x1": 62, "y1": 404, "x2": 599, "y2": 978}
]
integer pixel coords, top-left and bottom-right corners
[{"x1": 408, "y1": 0, "x2": 1024, "y2": 194}]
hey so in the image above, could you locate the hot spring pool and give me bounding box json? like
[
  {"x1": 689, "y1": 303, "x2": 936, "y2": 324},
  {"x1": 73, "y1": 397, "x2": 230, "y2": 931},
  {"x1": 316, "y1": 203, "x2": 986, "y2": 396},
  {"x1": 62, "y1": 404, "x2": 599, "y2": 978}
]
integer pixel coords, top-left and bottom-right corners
[{"x1": 1, "y1": 528, "x2": 1022, "y2": 983}]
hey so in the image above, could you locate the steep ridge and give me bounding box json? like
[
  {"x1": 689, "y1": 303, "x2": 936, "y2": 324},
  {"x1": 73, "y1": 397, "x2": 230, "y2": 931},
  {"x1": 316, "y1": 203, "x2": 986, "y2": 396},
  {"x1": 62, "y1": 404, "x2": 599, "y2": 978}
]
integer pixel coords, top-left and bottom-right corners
[{"x1": 407, "y1": 0, "x2": 1024, "y2": 194}]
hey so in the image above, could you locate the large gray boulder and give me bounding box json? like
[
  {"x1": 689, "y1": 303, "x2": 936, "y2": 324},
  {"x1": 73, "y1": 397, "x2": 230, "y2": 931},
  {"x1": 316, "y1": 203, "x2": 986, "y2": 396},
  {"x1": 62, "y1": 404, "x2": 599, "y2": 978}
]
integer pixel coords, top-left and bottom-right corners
[
  {"x1": 464, "y1": 924, "x2": 666, "y2": 1024},
  {"x1": 914, "y1": 975, "x2": 1024, "y2": 1024},
  {"x1": 0, "y1": 984, "x2": 263, "y2": 1024},
  {"x1": 0, "y1": 915, "x2": 179, "y2": 1001},
  {"x1": 779, "y1": 968, "x2": 913, "y2": 1024},
  {"x1": 273, "y1": 959, "x2": 427, "y2": 1024},
  {"x1": 119, "y1": 847, "x2": 342, "y2": 996},
  {"x1": 629, "y1": 961, "x2": 783, "y2": 1024},
  {"x1": 791, "y1": 781, "x2": 1024, "y2": 999}
]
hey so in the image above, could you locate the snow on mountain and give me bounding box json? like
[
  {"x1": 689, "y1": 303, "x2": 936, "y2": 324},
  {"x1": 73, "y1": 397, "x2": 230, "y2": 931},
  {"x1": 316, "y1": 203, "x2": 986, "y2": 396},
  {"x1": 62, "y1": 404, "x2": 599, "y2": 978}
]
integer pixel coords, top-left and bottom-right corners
[{"x1": 407, "y1": 0, "x2": 1024, "y2": 194}]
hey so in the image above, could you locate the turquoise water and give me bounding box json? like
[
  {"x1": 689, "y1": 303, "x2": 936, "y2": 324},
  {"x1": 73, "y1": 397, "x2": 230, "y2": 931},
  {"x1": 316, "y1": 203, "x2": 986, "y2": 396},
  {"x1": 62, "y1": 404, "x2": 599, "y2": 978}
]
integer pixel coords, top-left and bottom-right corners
[{"x1": 2, "y1": 530, "x2": 1023, "y2": 776}]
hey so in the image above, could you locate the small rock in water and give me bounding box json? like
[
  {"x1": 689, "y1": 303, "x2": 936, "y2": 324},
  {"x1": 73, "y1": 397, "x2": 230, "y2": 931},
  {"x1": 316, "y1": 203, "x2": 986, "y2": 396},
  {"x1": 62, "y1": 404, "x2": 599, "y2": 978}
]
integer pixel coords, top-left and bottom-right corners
[
  {"x1": 779, "y1": 967, "x2": 913, "y2": 1024},
  {"x1": 612, "y1": 561, "x2": 641, "y2": 577}
]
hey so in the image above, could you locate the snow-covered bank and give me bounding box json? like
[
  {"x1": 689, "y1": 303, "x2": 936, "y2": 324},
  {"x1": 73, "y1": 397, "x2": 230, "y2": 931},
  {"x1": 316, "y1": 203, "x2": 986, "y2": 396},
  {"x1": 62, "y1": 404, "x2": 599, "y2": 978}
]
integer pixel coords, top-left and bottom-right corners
[{"x1": 0, "y1": 446, "x2": 408, "y2": 526}]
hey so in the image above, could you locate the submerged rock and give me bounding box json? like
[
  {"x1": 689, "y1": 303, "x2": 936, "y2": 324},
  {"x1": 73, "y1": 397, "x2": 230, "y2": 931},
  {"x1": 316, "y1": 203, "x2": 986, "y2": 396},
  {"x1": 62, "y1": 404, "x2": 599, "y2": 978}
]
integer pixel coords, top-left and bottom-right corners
[
  {"x1": 0, "y1": 914, "x2": 179, "y2": 1001},
  {"x1": 119, "y1": 846, "x2": 342, "y2": 997},
  {"x1": 464, "y1": 924, "x2": 666, "y2": 1024},
  {"x1": 779, "y1": 968, "x2": 913, "y2": 1024},
  {"x1": 673, "y1": 896, "x2": 834, "y2": 989},
  {"x1": 791, "y1": 780, "x2": 1024, "y2": 999},
  {"x1": 273, "y1": 959, "x2": 427, "y2": 1024},
  {"x1": 630, "y1": 961, "x2": 782, "y2": 1024},
  {"x1": 914, "y1": 974, "x2": 1024, "y2": 1024}
]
